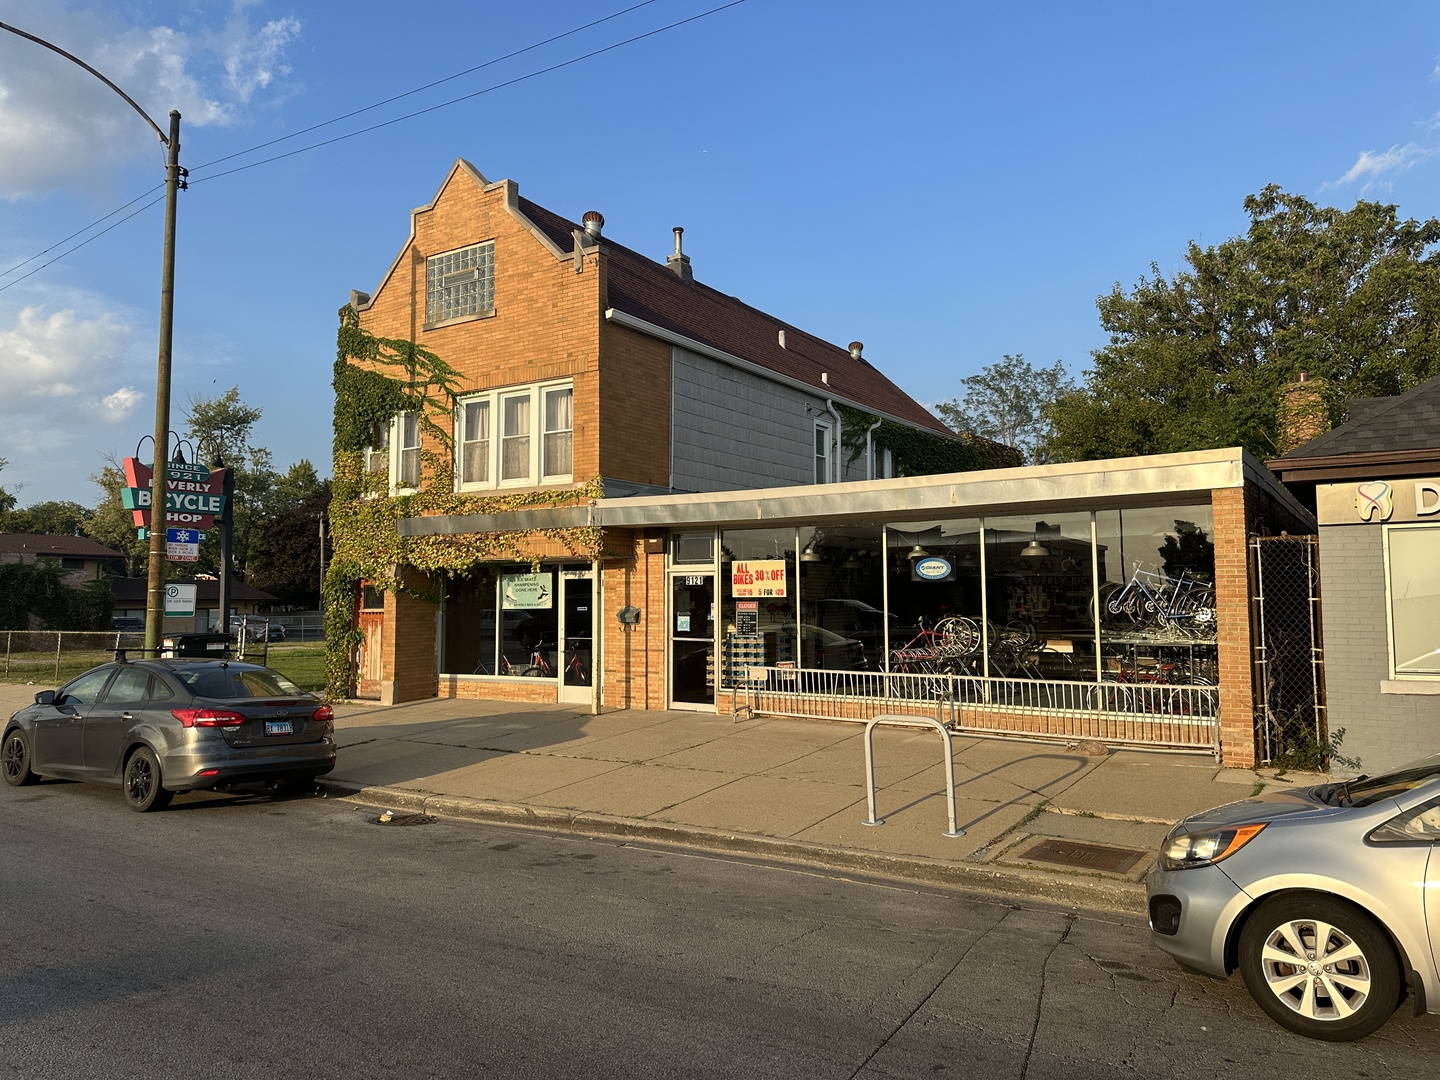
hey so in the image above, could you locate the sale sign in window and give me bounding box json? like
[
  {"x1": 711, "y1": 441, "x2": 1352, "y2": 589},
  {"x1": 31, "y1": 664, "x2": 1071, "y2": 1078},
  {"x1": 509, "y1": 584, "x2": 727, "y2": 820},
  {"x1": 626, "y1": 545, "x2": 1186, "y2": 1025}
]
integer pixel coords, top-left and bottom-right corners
[{"x1": 731, "y1": 559, "x2": 787, "y2": 598}]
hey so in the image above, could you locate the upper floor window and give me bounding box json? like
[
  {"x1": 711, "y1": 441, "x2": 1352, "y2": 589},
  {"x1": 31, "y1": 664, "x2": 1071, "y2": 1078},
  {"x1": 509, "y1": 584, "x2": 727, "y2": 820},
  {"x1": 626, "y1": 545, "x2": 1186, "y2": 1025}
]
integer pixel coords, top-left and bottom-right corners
[
  {"x1": 365, "y1": 412, "x2": 421, "y2": 494},
  {"x1": 814, "y1": 420, "x2": 833, "y2": 484},
  {"x1": 457, "y1": 380, "x2": 573, "y2": 490},
  {"x1": 426, "y1": 241, "x2": 495, "y2": 326}
]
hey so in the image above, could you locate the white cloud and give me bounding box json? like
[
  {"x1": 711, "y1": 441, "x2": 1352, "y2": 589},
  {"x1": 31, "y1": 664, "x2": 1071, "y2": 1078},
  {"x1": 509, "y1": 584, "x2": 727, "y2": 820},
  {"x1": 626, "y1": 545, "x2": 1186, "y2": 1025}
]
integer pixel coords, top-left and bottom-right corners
[
  {"x1": 99, "y1": 386, "x2": 144, "y2": 420},
  {"x1": 1324, "y1": 142, "x2": 1440, "y2": 193},
  {"x1": 0, "y1": 305, "x2": 136, "y2": 409},
  {"x1": 0, "y1": 2, "x2": 302, "y2": 200}
]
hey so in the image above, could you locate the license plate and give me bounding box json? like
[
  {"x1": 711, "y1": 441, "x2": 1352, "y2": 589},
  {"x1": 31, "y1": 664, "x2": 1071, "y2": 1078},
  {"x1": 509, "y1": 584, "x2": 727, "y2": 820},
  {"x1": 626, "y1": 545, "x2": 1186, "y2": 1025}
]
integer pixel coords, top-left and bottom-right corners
[{"x1": 264, "y1": 720, "x2": 294, "y2": 736}]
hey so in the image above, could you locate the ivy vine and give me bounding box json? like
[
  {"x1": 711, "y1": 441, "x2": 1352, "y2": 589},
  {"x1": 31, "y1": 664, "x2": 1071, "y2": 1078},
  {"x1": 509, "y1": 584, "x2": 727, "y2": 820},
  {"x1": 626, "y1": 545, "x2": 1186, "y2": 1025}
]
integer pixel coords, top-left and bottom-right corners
[
  {"x1": 834, "y1": 404, "x2": 1022, "y2": 475},
  {"x1": 324, "y1": 305, "x2": 606, "y2": 701}
]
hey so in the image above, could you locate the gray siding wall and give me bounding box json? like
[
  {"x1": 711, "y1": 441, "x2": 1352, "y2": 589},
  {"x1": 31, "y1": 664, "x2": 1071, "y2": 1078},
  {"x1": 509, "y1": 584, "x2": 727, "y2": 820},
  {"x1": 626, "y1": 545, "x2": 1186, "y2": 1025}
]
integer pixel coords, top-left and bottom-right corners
[
  {"x1": 671, "y1": 347, "x2": 838, "y2": 492},
  {"x1": 1317, "y1": 524, "x2": 1440, "y2": 773}
]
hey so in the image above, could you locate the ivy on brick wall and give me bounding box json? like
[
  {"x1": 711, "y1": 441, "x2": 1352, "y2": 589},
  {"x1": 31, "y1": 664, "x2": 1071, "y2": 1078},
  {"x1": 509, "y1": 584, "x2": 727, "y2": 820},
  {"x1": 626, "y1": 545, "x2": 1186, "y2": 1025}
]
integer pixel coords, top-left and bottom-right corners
[
  {"x1": 325, "y1": 305, "x2": 605, "y2": 700},
  {"x1": 834, "y1": 404, "x2": 1023, "y2": 476}
]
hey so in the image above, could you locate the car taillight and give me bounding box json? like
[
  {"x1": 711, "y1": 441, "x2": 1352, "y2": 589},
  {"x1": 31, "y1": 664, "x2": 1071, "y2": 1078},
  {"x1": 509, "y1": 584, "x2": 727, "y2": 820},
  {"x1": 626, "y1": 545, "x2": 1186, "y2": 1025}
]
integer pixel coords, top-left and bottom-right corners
[
  {"x1": 172, "y1": 708, "x2": 247, "y2": 728},
  {"x1": 311, "y1": 705, "x2": 334, "y2": 723}
]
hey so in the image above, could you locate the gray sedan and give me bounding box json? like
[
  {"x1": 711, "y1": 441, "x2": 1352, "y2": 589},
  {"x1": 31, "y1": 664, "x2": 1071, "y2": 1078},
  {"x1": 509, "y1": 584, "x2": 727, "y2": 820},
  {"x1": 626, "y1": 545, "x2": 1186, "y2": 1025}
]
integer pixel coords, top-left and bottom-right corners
[
  {"x1": 1147, "y1": 752, "x2": 1440, "y2": 1040},
  {"x1": 2, "y1": 658, "x2": 336, "y2": 812}
]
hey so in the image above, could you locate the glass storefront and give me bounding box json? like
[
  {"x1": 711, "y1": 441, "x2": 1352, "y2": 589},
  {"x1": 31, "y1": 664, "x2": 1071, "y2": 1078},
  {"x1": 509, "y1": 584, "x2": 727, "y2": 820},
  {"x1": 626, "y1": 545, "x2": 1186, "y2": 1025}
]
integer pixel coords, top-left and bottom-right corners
[
  {"x1": 713, "y1": 504, "x2": 1216, "y2": 694},
  {"x1": 442, "y1": 565, "x2": 592, "y2": 686}
]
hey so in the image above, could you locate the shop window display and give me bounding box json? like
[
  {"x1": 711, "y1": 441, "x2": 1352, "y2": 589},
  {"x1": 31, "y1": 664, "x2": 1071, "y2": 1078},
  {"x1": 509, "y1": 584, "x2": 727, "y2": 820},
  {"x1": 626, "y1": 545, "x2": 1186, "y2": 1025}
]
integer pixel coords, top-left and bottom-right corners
[
  {"x1": 797, "y1": 525, "x2": 884, "y2": 670},
  {"x1": 982, "y1": 514, "x2": 1095, "y2": 680},
  {"x1": 719, "y1": 528, "x2": 798, "y2": 687},
  {"x1": 885, "y1": 521, "x2": 982, "y2": 674},
  {"x1": 440, "y1": 565, "x2": 560, "y2": 677}
]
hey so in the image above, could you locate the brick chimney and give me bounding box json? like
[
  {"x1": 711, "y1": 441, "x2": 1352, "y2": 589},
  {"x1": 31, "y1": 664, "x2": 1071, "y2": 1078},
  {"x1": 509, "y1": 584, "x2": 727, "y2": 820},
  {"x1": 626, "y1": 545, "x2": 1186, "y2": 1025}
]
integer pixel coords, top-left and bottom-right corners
[
  {"x1": 1277, "y1": 372, "x2": 1330, "y2": 454},
  {"x1": 667, "y1": 226, "x2": 692, "y2": 282}
]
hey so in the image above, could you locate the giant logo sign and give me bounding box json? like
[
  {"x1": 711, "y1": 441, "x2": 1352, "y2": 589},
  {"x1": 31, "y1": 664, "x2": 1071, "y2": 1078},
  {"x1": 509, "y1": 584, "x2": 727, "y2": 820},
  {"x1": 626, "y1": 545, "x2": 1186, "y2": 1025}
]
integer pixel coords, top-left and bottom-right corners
[{"x1": 121, "y1": 458, "x2": 229, "y2": 530}]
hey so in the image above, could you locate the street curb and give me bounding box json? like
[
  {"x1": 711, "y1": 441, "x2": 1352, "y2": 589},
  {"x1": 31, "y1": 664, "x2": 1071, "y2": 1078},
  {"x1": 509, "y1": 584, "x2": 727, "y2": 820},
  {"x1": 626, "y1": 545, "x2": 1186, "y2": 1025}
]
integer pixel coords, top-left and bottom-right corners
[{"x1": 319, "y1": 779, "x2": 1149, "y2": 916}]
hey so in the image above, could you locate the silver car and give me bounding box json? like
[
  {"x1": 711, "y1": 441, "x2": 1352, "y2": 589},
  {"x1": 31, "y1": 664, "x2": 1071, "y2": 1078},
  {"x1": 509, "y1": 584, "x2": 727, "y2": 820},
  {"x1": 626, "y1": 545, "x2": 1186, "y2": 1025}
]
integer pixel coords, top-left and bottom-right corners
[
  {"x1": 1147, "y1": 753, "x2": 1440, "y2": 1040},
  {"x1": 2, "y1": 658, "x2": 336, "y2": 812}
]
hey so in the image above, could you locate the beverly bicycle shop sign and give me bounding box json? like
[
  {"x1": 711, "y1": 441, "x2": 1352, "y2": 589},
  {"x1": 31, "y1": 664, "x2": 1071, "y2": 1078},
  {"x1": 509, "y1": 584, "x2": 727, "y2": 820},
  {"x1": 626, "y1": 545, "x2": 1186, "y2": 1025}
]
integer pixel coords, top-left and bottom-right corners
[{"x1": 121, "y1": 458, "x2": 229, "y2": 531}]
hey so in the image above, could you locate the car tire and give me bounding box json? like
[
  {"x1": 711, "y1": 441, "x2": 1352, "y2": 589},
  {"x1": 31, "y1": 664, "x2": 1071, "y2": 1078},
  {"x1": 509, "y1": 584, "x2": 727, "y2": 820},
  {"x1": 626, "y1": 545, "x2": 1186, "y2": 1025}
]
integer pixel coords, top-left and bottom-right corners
[
  {"x1": 1238, "y1": 893, "x2": 1402, "y2": 1041},
  {"x1": 122, "y1": 746, "x2": 173, "y2": 813},
  {"x1": 2, "y1": 728, "x2": 38, "y2": 787}
]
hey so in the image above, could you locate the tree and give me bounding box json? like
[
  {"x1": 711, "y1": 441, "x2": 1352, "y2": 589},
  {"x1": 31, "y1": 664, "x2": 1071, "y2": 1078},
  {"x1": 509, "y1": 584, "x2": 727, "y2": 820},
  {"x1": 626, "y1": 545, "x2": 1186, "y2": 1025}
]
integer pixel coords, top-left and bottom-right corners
[
  {"x1": 183, "y1": 387, "x2": 278, "y2": 580},
  {"x1": 1046, "y1": 186, "x2": 1440, "y2": 463},
  {"x1": 249, "y1": 471, "x2": 331, "y2": 608},
  {"x1": 935, "y1": 355, "x2": 1075, "y2": 465},
  {"x1": 0, "y1": 500, "x2": 92, "y2": 536},
  {"x1": 0, "y1": 457, "x2": 15, "y2": 517}
]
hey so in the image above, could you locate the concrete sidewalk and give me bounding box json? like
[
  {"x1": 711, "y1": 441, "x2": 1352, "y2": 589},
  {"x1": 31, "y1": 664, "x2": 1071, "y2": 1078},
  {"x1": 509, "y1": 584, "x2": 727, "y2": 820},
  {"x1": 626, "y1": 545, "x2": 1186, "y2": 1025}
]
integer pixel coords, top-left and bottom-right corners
[{"x1": 320, "y1": 696, "x2": 1319, "y2": 915}]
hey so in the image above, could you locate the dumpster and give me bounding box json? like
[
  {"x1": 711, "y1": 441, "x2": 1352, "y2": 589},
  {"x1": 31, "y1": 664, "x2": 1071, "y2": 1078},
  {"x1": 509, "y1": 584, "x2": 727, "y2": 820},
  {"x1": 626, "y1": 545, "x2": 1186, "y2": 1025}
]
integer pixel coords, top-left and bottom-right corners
[{"x1": 162, "y1": 632, "x2": 231, "y2": 658}]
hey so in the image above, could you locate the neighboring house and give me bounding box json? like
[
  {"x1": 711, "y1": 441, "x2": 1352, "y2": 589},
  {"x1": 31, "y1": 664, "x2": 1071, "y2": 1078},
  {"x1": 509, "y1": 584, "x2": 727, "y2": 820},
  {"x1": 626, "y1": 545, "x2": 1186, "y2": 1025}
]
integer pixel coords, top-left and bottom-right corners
[
  {"x1": 0, "y1": 534, "x2": 125, "y2": 584},
  {"x1": 1268, "y1": 372, "x2": 1440, "y2": 771},
  {"x1": 110, "y1": 577, "x2": 278, "y2": 635}
]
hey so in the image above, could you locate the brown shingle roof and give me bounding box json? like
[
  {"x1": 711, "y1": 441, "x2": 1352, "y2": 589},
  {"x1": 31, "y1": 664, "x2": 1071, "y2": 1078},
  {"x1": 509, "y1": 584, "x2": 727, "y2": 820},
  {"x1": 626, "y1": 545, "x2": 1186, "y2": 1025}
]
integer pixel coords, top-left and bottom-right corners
[
  {"x1": 110, "y1": 578, "x2": 278, "y2": 604},
  {"x1": 518, "y1": 198, "x2": 952, "y2": 435},
  {"x1": 0, "y1": 534, "x2": 125, "y2": 558}
]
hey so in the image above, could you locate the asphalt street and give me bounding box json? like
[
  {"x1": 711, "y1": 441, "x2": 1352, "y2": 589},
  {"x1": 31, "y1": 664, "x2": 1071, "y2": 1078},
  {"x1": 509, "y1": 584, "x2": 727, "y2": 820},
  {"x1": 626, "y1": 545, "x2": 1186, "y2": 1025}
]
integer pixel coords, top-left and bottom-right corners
[{"x1": 4, "y1": 780, "x2": 1438, "y2": 1079}]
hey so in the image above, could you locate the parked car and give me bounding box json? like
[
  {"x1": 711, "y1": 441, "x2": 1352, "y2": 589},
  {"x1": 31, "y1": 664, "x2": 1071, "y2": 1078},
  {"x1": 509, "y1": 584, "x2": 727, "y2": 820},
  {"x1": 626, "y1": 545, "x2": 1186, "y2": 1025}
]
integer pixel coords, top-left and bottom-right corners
[
  {"x1": 110, "y1": 617, "x2": 145, "y2": 633},
  {"x1": 1146, "y1": 753, "x2": 1440, "y2": 1040},
  {"x1": 2, "y1": 658, "x2": 336, "y2": 812}
]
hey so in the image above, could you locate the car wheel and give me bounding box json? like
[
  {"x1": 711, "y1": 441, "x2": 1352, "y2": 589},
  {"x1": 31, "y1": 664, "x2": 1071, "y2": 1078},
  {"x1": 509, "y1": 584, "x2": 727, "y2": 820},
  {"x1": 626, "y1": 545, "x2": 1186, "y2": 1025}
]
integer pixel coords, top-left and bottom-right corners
[
  {"x1": 1238, "y1": 894, "x2": 1402, "y2": 1041},
  {"x1": 2, "y1": 728, "x2": 38, "y2": 787},
  {"x1": 123, "y1": 747, "x2": 173, "y2": 813}
]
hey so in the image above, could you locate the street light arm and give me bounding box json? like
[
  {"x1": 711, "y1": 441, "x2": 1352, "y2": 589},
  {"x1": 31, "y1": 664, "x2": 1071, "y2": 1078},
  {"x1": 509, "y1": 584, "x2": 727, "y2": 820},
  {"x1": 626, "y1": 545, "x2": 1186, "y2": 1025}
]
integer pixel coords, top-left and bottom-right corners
[{"x1": 0, "y1": 20, "x2": 168, "y2": 145}]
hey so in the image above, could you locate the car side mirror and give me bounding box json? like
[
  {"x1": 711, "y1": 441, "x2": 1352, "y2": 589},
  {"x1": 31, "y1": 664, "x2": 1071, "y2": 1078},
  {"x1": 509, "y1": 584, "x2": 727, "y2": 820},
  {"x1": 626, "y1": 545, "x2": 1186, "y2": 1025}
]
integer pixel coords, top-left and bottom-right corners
[{"x1": 34, "y1": 690, "x2": 57, "y2": 706}]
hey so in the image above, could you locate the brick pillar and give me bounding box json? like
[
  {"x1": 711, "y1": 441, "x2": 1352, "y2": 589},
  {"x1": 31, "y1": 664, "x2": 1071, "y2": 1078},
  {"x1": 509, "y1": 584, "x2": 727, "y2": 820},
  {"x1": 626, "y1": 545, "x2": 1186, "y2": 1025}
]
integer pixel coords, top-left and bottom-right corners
[
  {"x1": 381, "y1": 566, "x2": 438, "y2": 704},
  {"x1": 1211, "y1": 488, "x2": 1256, "y2": 766}
]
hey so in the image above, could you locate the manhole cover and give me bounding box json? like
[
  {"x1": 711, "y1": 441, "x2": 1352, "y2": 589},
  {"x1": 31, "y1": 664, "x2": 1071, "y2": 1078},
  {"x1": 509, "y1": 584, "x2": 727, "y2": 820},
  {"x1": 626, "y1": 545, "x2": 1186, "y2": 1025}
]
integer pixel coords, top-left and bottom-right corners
[
  {"x1": 370, "y1": 812, "x2": 435, "y2": 826},
  {"x1": 1018, "y1": 838, "x2": 1147, "y2": 873}
]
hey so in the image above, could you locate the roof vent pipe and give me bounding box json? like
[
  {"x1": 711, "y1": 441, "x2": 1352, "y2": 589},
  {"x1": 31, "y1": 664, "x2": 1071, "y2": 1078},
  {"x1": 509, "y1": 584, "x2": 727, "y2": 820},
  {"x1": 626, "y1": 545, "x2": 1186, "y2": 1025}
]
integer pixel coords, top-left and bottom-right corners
[
  {"x1": 849, "y1": 341, "x2": 863, "y2": 360},
  {"x1": 778, "y1": 329, "x2": 786, "y2": 349},
  {"x1": 820, "y1": 372, "x2": 829, "y2": 386},
  {"x1": 582, "y1": 210, "x2": 604, "y2": 239},
  {"x1": 667, "y1": 226, "x2": 693, "y2": 282}
]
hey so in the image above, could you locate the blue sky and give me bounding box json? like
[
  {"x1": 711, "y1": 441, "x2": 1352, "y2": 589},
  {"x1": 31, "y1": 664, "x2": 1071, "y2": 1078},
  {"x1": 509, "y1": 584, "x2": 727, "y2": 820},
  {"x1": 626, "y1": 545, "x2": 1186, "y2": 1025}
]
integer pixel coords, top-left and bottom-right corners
[{"x1": 2, "y1": 0, "x2": 1438, "y2": 507}]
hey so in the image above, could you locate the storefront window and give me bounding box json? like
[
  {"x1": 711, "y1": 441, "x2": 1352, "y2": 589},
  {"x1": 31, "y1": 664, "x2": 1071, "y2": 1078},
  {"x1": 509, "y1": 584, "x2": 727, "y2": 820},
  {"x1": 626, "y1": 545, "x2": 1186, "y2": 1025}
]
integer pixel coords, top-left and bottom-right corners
[
  {"x1": 1093, "y1": 505, "x2": 1216, "y2": 684},
  {"x1": 798, "y1": 525, "x2": 884, "y2": 670},
  {"x1": 499, "y1": 569, "x2": 558, "y2": 675},
  {"x1": 1385, "y1": 524, "x2": 1440, "y2": 677},
  {"x1": 719, "y1": 528, "x2": 797, "y2": 686},
  {"x1": 886, "y1": 520, "x2": 982, "y2": 672},
  {"x1": 441, "y1": 568, "x2": 498, "y2": 674},
  {"x1": 982, "y1": 514, "x2": 1094, "y2": 680}
]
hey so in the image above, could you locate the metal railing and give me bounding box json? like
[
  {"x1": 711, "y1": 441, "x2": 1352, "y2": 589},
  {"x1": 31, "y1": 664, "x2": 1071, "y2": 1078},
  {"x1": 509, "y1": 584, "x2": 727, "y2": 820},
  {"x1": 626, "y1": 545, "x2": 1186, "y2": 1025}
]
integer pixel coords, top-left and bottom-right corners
[{"x1": 736, "y1": 664, "x2": 1220, "y2": 755}]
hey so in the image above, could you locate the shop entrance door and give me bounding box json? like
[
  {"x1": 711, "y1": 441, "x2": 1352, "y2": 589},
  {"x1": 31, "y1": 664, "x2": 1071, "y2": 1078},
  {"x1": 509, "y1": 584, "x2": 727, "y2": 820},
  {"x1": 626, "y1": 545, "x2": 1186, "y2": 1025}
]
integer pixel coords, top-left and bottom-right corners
[
  {"x1": 558, "y1": 573, "x2": 593, "y2": 704},
  {"x1": 669, "y1": 573, "x2": 715, "y2": 708}
]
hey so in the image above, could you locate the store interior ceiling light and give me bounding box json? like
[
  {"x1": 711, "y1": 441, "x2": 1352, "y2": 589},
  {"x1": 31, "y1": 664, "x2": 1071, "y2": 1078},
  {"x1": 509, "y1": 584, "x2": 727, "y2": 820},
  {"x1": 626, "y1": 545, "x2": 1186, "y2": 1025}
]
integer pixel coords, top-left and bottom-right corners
[
  {"x1": 908, "y1": 544, "x2": 928, "y2": 559},
  {"x1": 1020, "y1": 540, "x2": 1051, "y2": 557}
]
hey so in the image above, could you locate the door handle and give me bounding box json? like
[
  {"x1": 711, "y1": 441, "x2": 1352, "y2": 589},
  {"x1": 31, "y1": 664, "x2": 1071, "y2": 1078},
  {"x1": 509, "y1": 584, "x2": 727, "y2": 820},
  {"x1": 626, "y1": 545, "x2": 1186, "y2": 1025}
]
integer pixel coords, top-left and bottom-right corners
[{"x1": 120, "y1": 712, "x2": 135, "y2": 721}]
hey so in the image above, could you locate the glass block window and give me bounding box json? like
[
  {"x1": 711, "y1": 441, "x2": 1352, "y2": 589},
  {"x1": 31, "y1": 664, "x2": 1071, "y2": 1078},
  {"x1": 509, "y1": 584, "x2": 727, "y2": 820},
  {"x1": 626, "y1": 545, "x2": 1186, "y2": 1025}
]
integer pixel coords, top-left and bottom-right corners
[
  {"x1": 426, "y1": 241, "x2": 494, "y2": 325},
  {"x1": 500, "y1": 393, "x2": 531, "y2": 482},
  {"x1": 459, "y1": 399, "x2": 490, "y2": 485},
  {"x1": 542, "y1": 386, "x2": 573, "y2": 480}
]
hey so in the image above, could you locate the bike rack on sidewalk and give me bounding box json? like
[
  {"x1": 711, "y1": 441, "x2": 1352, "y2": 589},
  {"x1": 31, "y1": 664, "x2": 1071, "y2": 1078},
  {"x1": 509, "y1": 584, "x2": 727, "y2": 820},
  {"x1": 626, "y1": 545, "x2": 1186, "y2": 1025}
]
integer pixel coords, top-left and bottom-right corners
[{"x1": 862, "y1": 712, "x2": 965, "y2": 838}]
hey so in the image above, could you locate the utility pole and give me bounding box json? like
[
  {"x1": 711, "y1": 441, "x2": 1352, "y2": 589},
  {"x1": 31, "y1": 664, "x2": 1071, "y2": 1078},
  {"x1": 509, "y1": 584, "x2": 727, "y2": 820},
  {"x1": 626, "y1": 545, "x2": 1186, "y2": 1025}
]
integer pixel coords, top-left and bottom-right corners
[{"x1": 0, "y1": 21, "x2": 183, "y2": 657}]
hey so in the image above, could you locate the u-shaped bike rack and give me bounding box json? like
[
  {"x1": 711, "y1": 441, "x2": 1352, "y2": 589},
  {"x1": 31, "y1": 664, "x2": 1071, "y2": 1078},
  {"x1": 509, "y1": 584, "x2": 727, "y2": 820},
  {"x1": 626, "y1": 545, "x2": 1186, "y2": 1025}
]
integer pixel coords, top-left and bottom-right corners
[{"x1": 861, "y1": 713, "x2": 966, "y2": 838}]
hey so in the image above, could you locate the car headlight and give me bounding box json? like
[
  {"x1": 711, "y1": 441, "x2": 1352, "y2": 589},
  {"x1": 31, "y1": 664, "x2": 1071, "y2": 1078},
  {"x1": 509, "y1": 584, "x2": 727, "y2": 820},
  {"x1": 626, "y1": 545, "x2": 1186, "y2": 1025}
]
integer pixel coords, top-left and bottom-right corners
[{"x1": 1159, "y1": 822, "x2": 1267, "y2": 871}]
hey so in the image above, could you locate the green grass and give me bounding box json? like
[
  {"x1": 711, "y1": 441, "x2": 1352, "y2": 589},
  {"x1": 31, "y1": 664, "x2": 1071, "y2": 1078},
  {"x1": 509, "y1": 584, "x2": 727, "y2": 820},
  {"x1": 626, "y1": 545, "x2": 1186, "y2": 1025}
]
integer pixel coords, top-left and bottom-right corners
[{"x1": 0, "y1": 642, "x2": 329, "y2": 694}]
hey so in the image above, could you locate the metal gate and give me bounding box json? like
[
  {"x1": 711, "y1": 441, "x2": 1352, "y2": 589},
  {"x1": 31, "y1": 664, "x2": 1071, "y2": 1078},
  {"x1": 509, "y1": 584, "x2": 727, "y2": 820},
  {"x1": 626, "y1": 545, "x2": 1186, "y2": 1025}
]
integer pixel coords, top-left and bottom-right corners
[{"x1": 1250, "y1": 534, "x2": 1326, "y2": 763}]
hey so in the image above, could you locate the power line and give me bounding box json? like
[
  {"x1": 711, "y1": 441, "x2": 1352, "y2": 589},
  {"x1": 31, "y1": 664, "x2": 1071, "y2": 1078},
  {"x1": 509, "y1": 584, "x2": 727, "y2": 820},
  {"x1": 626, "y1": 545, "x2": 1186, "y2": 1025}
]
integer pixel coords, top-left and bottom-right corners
[
  {"x1": 4, "y1": 0, "x2": 748, "y2": 284},
  {"x1": 189, "y1": 0, "x2": 747, "y2": 186},
  {"x1": 0, "y1": 183, "x2": 163, "y2": 283},
  {"x1": 189, "y1": 0, "x2": 662, "y2": 174},
  {"x1": 0, "y1": 193, "x2": 166, "y2": 294}
]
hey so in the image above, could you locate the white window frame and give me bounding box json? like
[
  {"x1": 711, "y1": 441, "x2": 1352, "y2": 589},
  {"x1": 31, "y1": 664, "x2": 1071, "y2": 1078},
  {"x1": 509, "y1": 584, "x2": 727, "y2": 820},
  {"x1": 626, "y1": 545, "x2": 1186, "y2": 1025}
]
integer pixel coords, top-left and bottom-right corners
[
  {"x1": 1382, "y1": 522, "x2": 1440, "y2": 679},
  {"x1": 813, "y1": 419, "x2": 833, "y2": 485},
  {"x1": 364, "y1": 412, "x2": 421, "y2": 495},
  {"x1": 425, "y1": 241, "x2": 495, "y2": 327},
  {"x1": 455, "y1": 379, "x2": 574, "y2": 491}
]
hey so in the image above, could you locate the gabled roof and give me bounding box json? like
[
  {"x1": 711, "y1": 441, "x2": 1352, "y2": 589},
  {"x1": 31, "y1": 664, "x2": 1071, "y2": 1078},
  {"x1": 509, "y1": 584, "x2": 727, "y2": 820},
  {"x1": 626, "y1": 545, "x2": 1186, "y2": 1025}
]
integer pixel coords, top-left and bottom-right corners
[
  {"x1": 1277, "y1": 373, "x2": 1440, "y2": 459},
  {"x1": 0, "y1": 534, "x2": 124, "y2": 558},
  {"x1": 516, "y1": 197, "x2": 952, "y2": 435}
]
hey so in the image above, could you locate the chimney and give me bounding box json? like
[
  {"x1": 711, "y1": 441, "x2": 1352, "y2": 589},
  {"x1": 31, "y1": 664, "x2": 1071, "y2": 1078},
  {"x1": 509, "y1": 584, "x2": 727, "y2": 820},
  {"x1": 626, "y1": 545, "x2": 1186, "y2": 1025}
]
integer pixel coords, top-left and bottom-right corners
[
  {"x1": 582, "y1": 210, "x2": 604, "y2": 239},
  {"x1": 667, "y1": 226, "x2": 693, "y2": 282},
  {"x1": 848, "y1": 341, "x2": 864, "y2": 361},
  {"x1": 1277, "y1": 372, "x2": 1331, "y2": 454}
]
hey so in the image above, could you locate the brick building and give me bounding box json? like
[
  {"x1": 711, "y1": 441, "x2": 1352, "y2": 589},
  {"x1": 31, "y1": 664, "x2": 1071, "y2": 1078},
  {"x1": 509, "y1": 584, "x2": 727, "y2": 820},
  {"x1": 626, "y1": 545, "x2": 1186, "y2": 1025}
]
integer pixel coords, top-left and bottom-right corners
[{"x1": 342, "y1": 162, "x2": 1312, "y2": 767}]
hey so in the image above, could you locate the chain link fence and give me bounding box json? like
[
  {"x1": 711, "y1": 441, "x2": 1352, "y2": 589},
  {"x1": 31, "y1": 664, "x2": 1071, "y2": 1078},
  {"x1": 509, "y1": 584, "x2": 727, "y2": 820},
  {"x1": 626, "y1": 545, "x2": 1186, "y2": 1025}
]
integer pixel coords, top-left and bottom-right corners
[{"x1": 1250, "y1": 534, "x2": 1326, "y2": 764}]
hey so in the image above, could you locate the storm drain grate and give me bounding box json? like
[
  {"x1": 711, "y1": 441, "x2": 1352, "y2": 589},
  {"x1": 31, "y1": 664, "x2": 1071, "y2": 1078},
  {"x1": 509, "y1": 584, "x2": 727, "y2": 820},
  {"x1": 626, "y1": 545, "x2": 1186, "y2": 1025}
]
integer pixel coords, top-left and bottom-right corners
[
  {"x1": 370, "y1": 812, "x2": 436, "y2": 826},
  {"x1": 1018, "y1": 838, "x2": 1147, "y2": 874}
]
